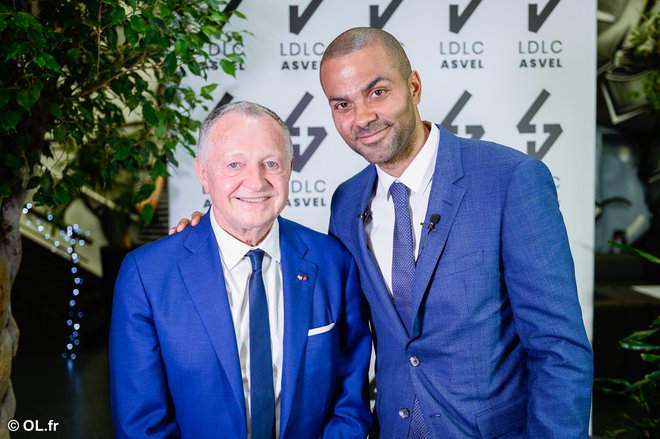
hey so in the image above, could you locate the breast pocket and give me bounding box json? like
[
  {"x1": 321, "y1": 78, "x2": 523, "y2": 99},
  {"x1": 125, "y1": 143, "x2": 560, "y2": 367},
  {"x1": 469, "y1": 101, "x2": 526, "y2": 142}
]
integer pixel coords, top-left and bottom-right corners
[
  {"x1": 439, "y1": 250, "x2": 485, "y2": 276},
  {"x1": 306, "y1": 323, "x2": 336, "y2": 352}
]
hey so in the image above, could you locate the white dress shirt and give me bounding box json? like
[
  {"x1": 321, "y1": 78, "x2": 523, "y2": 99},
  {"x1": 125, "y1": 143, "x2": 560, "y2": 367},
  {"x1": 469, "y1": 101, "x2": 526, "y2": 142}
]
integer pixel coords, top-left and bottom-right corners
[
  {"x1": 365, "y1": 122, "x2": 439, "y2": 295},
  {"x1": 210, "y1": 215, "x2": 284, "y2": 438}
]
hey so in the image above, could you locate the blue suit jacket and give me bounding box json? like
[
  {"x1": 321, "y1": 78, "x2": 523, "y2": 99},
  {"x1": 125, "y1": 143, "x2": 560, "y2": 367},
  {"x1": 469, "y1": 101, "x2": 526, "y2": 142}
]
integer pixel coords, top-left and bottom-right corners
[
  {"x1": 329, "y1": 127, "x2": 593, "y2": 438},
  {"x1": 110, "y1": 215, "x2": 372, "y2": 438}
]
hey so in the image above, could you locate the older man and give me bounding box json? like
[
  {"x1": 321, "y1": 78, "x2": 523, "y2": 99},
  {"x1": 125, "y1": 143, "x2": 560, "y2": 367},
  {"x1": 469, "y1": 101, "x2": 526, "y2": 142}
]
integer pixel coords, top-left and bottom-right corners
[{"x1": 110, "y1": 101, "x2": 372, "y2": 439}]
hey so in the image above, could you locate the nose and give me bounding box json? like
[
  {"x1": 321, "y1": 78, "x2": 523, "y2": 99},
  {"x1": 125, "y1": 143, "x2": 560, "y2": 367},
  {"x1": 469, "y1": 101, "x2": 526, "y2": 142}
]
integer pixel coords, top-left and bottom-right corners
[
  {"x1": 243, "y1": 164, "x2": 268, "y2": 191},
  {"x1": 353, "y1": 101, "x2": 377, "y2": 129}
]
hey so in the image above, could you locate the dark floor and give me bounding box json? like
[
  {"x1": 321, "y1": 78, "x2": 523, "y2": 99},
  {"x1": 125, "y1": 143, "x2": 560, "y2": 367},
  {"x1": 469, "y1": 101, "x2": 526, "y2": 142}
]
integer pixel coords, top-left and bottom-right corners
[
  {"x1": 8, "y1": 238, "x2": 657, "y2": 438},
  {"x1": 11, "y1": 238, "x2": 114, "y2": 438}
]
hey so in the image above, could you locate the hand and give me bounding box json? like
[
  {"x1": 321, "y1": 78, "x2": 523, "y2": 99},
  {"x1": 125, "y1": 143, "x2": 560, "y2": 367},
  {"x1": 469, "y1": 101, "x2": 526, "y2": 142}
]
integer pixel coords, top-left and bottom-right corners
[{"x1": 168, "y1": 211, "x2": 204, "y2": 235}]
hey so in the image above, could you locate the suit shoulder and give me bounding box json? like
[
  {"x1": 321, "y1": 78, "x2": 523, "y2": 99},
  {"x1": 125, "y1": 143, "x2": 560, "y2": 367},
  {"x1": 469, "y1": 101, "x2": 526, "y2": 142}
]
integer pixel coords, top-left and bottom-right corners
[
  {"x1": 334, "y1": 165, "x2": 374, "y2": 198},
  {"x1": 459, "y1": 135, "x2": 528, "y2": 164},
  {"x1": 455, "y1": 135, "x2": 551, "y2": 179},
  {"x1": 128, "y1": 225, "x2": 192, "y2": 263}
]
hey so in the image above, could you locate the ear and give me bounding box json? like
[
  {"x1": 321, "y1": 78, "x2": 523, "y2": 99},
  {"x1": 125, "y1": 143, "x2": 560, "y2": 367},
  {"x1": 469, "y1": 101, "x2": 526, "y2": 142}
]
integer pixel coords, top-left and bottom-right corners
[
  {"x1": 194, "y1": 158, "x2": 210, "y2": 194},
  {"x1": 409, "y1": 70, "x2": 422, "y2": 105},
  {"x1": 289, "y1": 158, "x2": 294, "y2": 171}
]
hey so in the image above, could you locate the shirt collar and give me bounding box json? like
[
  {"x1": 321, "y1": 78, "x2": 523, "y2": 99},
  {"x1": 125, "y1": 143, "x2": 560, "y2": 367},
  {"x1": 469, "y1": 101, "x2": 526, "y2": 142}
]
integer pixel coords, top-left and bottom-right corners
[
  {"x1": 210, "y1": 212, "x2": 281, "y2": 270},
  {"x1": 376, "y1": 122, "x2": 439, "y2": 197}
]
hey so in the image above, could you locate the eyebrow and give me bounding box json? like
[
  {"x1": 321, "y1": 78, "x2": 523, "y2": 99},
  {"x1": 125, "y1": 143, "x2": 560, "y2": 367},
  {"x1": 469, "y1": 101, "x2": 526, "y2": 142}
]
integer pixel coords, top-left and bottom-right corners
[{"x1": 328, "y1": 76, "x2": 389, "y2": 102}]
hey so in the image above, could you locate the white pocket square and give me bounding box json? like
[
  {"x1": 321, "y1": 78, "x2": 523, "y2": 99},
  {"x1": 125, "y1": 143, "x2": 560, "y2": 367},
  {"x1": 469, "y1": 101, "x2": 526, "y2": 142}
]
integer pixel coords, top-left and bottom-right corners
[{"x1": 307, "y1": 322, "x2": 335, "y2": 336}]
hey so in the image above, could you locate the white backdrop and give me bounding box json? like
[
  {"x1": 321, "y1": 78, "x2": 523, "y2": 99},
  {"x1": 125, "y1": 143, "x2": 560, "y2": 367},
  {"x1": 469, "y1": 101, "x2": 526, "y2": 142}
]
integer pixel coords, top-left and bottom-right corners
[{"x1": 169, "y1": 0, "x2": 596, "y2": 339}]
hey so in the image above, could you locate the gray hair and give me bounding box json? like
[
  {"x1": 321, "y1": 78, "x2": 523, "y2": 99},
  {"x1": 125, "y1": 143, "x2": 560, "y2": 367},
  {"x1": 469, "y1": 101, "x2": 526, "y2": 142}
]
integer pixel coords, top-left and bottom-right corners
[{"x1": 197, "y1": 101, "x2": 293, "y2": 164}]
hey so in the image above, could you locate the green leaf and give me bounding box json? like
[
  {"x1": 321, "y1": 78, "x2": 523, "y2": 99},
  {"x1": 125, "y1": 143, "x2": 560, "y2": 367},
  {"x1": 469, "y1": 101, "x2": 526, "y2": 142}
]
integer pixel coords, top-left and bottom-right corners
[
  {"x1": 163, "y1": 51, "x2": 177, "y2": 77},
  {"x1": 53, "y1": 126, "x2": 68, "y2": 143},
  {"x1": 620, "y1": 337, "x2": 660, "y2": 351},
  {"x1": 53, "y1": 185, "x2": 71, "y2": 205},
  {"x1": 16, "y1": 83, "x2": 42, "y2": 111},
  {"x1": 645, "y1": 370, "x2": 660, "y2": 380},
  {"x1": 142, "y1": 103, "x2": 158, "y2": 125},
  {"x1": 157, "y1": 3, "x2": 172, "y2": 18},
  {"x1": 0, "y1": 153, "x2": 23, "y2": 170},
  {"x1": 14, "y1": 12, "x2": 38, "y2": 30},
  {"x1": 140, "y1": 203, "x2": 154, "y2": 224},
  {"x1": 133, "y1": 183, "x2": 155, "y2": 203},
  {"x1": 129, "y1": 15, "x2": 148, "y2": 34},
  {"x1": 155, "y1": 123, "x2": 167, "y2": 138},
  {"x1": 124, "y1": 26, "x2": 138, "y2": 45},
  {"x1": 4, "y1": 42, "x2": 27, "y2": 61},
  {"x1": 622, "y1": 327, "x2": 659, "y2": 342},
  {"x1": 189, "y1": 61, "x2": 201, "y2": 76},
  {"x1": 175, "y1": 39, "x2": 188, "y2": 57},
  {"x1": 609, "y1": 241, "x2": 660, "y2": 264},
  {"x1": 232, "y1": 10, "x2": 246, "y2": 19},
  {"x1": 201, "y1": 25, "x2": 218, "y2": 36},
  {"x1": 200, "y1": 83, "x2": 218, "y2": 99},
  {"x1": 126, "y1": 94, "x2": 140, "y2": 111},
  {"x1": 226, "y1": 53, "x2": 243, "y2": 63},
  {"x1": 115, "y1": 144, "x2": 129, "y2": 160},
  {"x1": 34, "y1": 53, "x2": 61, "y2": 72},
  {"x1": 67, "y1": 48, "x2": 80, "y2": 60},
  {"x1": 640, "y1": 353, "x2": 660, "y2": 364},
  {"x1": 111, "y1": 7, "x2": 126, "y2": 25},
  {"x1": 47, "y1": 103, "x2": 63, "y2": 119},
  {"x1": 165, "y1": 149, "x2": 179, "y2": 167},
  {"x1": 220, "y1": 59, "x2": 236, "y2": 77},
  {"x1": 40, "y1": 171, "x2": 53, "y2": 191},
  {"x1": 1, "y1": 111, "x2": 20, "y2": 132},
  {"x1": 151, "y1": 160, "x2": 167, "y2": 179}
]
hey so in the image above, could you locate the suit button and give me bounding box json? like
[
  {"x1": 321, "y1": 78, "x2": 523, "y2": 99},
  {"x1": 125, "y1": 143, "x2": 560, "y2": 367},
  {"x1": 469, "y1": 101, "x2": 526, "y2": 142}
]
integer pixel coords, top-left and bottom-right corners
[
  {"x1": 409, "y1": 356, "x2": 420, "y2": 367},
  {"x1": 399, "y1": 408, "x2": 410, "y2": 419}
]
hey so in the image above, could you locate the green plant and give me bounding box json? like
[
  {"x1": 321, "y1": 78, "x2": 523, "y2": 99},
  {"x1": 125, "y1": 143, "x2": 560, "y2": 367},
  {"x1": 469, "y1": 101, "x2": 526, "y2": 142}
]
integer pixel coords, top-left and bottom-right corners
[
  {"x1": 595, "y1": 242, "x2": 660, "y2": 437},
  {"x1": 0, "y1": 0, "x2": 246, "y2": 427},
  {"x1": 626, "y1": 9, "x2": 660, "y2": 112}
]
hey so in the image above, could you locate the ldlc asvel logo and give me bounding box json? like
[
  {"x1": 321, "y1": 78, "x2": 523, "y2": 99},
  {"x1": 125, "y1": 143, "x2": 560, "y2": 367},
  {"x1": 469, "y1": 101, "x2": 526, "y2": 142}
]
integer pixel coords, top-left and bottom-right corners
[{"x1": 517, "y1": 89, "x2": 562, "y2": 160}]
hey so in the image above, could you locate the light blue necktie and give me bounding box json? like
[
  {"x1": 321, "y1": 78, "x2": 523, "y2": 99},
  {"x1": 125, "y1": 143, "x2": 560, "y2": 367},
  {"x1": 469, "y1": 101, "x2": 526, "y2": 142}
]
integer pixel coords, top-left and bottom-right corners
[
  {"x1": 247, "y1": 249, "x2": 275, "y2": 439},
  {"x1": 390, "y1": 182, "x2": 431, "y2": 439}
]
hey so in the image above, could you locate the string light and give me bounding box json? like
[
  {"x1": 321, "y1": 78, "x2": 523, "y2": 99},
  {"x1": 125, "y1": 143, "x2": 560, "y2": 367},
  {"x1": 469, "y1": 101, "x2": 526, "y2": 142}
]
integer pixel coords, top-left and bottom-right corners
[{"x1": 21, "y1": 203, "x2": 89, "y2": 361}]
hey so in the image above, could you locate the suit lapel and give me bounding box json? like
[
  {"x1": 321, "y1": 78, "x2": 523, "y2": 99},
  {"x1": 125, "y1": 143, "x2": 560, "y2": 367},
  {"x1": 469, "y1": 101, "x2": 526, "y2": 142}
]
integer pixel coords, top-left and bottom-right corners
[
  {"x1": 277, "y1": 218, "x2": 317, "y2": 437},
  {"x1": 346, "y1": 167, "x2": 409, "y2": 339},
  {"x1": 178, "y1": 214, "x2": 246, "y2": 425},
  {"x1": 411, "y1": 127, "x2": 465, "y2": 338}
]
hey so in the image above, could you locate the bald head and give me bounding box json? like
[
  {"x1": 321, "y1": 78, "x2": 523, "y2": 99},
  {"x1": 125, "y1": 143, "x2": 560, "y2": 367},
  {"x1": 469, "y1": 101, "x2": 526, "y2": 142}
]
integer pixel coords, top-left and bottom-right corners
[{"x1": 321, "y1": 27, "x2": 412, "y2": 80}]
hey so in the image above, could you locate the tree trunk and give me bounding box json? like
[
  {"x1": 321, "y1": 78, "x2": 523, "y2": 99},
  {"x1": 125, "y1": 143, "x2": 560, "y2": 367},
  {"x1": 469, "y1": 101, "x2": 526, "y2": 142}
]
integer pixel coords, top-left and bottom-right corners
[{"x1": 0, "y1": 191, "x2": 23, "y2": 439}]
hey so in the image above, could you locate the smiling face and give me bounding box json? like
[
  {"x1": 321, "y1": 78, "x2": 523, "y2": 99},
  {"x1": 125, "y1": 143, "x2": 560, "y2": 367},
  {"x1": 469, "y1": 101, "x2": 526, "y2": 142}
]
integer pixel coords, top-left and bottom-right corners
[
  {"x1": 195, "y1": 112, "x2": 292, "y2": 245},
  {"x1": 320, "y1": 42, "x2": 425, "y2": 176}
]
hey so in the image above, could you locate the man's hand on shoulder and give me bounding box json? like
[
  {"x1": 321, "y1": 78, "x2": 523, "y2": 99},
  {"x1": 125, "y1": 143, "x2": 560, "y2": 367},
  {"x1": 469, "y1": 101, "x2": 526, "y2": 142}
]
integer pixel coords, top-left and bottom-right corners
[{"x1": 168, "y1": 211, "x2": 204, "y2": 235}]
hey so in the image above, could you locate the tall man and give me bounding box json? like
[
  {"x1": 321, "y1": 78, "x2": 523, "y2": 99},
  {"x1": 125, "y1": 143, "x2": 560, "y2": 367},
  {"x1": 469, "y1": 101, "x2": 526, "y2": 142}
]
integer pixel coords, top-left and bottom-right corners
[
  {"x1": 110, "y1": 101, "x2": 372, "y2": 438},
  {"x1": 174, "y1": 28, "x2": 594, "y2": 438},
  {"x1": 319, "y1": 28, "x2": 593, "y2": 438}
]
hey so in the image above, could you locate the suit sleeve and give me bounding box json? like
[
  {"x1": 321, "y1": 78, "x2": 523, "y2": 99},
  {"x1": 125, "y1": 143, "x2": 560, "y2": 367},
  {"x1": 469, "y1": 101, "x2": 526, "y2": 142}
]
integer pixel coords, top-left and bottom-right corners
[
  {"x1": 501, "y1": 158, "x2": 593, "y2": 437},
  {"x1": 109, "y1": 253, "x2": 180, "y2": 439},
  {"x1": 320, "y1": 256, "x2": 373, "y2": 438}
]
